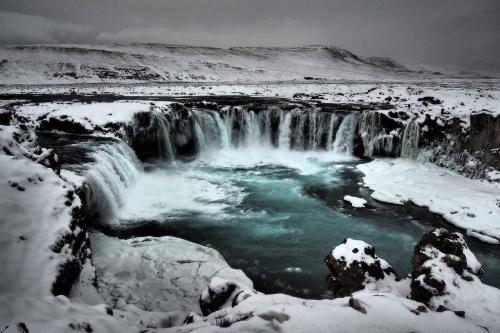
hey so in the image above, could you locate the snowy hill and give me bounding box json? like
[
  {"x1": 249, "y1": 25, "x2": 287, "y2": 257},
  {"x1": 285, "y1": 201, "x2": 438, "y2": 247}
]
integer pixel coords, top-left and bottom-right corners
[{"x1": 0, "y1": 44, "x2": 446, "y2": 84}]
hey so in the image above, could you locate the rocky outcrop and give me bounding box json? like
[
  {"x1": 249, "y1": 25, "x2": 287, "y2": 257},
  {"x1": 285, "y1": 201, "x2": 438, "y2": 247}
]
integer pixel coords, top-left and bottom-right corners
[
  {"x1": 0, "y1": 124, "x2": 61, "y2": 174},
  {"x1": 410, "y1": 228, "x2": 483, "y2": 305},
  {"x1": 199, "y1": 277, "x2": 257, "y2": 316},
  {"x1": 121, "y1": 104, "x2": 199, "y2": 160},
  {"x1": 324, "y1": 238, "x2": 399, "y2": 297}
]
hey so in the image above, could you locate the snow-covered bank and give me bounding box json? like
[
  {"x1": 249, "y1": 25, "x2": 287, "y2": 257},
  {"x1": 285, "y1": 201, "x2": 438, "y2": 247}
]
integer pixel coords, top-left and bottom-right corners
[
  {"x1": 357, "y1": 159, "x2": 500, "y2": 243},
  {"x1": 0, "y1": 127, "x2": 86, "y2": 324}
]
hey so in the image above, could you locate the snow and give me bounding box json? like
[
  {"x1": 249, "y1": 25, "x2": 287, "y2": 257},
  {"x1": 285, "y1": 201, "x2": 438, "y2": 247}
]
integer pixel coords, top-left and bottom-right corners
[
  {"x1": 16, "y1": 101, "x2": 172, "y2": 131},
  {"x1": 0, "y1": 154, "x2": 81, "y2": 324},
  {"x1": 331, "y1": 239, "x2": 379, "y2": 266},
  {"x1": 91, "y1": 233, "x2": 252, "y2": 316},
  {"x1": 487, "y1": 169, "x2": 500, "y2": 182},
  {"x1": 184, "y1": 291, "x2": 486, "y2": 333},
  {"x1": 357, "y1": 159, "x2": 500, "y2": 243},
  {"x1": 343, "y1": 195, "x2": 367, "y2": 208},
  {"x1": 4, "y1": 80, "x2": 499, "y2": 129},
  {"x1": 0, "y1": 44, "x2": 441, "y2": 85}
]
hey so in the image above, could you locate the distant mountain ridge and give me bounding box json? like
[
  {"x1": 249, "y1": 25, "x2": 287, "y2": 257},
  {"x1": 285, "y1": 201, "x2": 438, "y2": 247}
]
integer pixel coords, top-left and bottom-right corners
[{"x1": 0, "y1": 43, "x2": 470, "y2": 84}]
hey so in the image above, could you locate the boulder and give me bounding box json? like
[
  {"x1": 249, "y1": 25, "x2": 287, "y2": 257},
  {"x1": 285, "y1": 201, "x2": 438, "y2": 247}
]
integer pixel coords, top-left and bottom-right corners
[
  {"x1": 324, "y1": 238, "x2": 398, "y2": 297},
  {"x1": 199, "y1": 277, "x2": 257, "y2": 316},
  {"x1": 410, "y1": 228, "x2": 483, "y2": 305}
]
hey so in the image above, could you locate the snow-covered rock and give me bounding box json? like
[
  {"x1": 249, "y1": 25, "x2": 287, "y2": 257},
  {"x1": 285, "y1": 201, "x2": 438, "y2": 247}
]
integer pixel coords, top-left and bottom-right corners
[
  {"x1": 324, "y1": 238, "x2": 399, "y2": 297},
  {"x1": 410, "y1": 228, "x2": 500, "y2": 330},
  {"x1": 199, "y1": 277, "x2": 257, "y2": 316},
  {"x1": 343, "y1": 195, "x2": 367, "y2": 208},
  {"x1": 91, "y1": 233, "x2": 252, "y2": 320},
  {"x1": 410, "y1": 228, "x2": 482, "y2": 304},
  {"x1": 0, "y1": 124, "x2": 60, "y2": 173}
]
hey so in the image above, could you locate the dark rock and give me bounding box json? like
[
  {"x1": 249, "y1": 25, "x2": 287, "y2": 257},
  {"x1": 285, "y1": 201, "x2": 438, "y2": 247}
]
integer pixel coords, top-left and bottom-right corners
[
  {"x1": 348, "y1": 297, "x2": 367, "y2": 314},
  {"x1": 38, "y1": 117, "x2": 92, "y2": 135},
  {"x1": 17, "y1": 323, "x2": 29, "y2": 333},
  {"x1": 418, "y1": 96, "x2": 442, "y2": 105}
]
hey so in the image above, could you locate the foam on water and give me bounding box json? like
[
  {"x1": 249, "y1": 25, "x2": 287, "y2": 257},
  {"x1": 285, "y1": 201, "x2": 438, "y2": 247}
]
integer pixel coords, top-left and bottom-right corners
[{"x1": 118, "y1": 165, "x2": 245, "y2": 222}]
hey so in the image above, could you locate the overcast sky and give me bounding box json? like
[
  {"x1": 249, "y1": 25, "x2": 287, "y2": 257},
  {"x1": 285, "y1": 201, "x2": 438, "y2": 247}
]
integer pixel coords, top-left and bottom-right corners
[{"x1": 0, "y1": 0, "x2": 499, "y2": 74}]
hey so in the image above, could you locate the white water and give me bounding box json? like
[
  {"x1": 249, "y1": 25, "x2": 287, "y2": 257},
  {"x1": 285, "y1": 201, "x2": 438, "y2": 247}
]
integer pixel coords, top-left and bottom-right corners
[
  {"x1": 118, "y1": 147, "x2": 356, "y2": 223},
  {"x1": 153, "y1": 111, "x2": 175, "y2": 162},
  {"x1": 135, "y1": 105, "x2": 368, "y2": 158},
  {"x1": 401, "y1": 119, "x2": 420, "y2": 158},
  {"x1": 278, "y1": 111, "x2": 292, "y2": 150},
  {"x1": 326, "y1": 113, "x2": 337, "y2": 150},
  {"x1": 85, "y1": 142, "x2": 142, "y2": 219},
  {"x1": 359, "y1": 112, "x2": 397, "y2": 156},
  {"x1": 332, "y1": 114, "x2": 357, "y2": 154}
]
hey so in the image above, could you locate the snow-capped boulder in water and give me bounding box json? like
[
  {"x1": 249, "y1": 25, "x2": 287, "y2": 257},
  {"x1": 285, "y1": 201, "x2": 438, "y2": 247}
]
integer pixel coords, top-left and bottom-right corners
[
  {"x1": 324, "y1": 238, "x2": 399, "y2": 297},
  {"x1": 410, "y1": 228, "x2": 483, "y2": 305}
]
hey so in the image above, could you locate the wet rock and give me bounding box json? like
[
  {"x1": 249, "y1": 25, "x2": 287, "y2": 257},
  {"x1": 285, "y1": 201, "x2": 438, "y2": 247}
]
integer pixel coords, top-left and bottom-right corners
[
  {"x1": 410, "y1": 228, "x2": 483, "y2": 305},
  {"x1": 324, "y1": 238, "x2": 398, "y2": 297}
]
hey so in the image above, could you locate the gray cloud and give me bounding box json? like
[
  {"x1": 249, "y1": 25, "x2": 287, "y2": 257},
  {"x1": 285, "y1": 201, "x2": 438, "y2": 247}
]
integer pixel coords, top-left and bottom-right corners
[{"x1": 0, "y1": 0, "x2": 499, "y2": 74}]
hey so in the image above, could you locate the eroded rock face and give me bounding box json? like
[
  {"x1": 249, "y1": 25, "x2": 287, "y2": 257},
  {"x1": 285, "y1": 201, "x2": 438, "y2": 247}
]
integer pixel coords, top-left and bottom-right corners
[
  {"x1": 410, "y1": 228, "x2": 483, "y2": 305},
  {"x1": 324, "y1": 238, "x2": 398, "y2": 297}
]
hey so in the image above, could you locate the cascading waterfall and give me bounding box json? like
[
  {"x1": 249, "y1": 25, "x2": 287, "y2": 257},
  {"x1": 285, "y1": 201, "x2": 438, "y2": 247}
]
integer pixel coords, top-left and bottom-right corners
[
  {"x1": 326, "y1": 113, "x2": 338, "y2": 150},
  {"x1": 278, "y1": 111, "x2": 292, "y2": 150},
  {"x1": 332, "y1": 114, "x2": 357, "y2": 154},
  {"x1": 85, "y1": 141, "x2": 143, "y2": 220},
  {"x1": 401, "y1": 118, "x2": 420, "y2": 159},
  {"x1": 359, "y1": 111, "x2": 398, "y2": 157},
  {"x1": 125, "y1": 103, "x2": 372, "y2": 160},
  {"x1": 154, "y1": 111, "x2": 175, "y2": 162}
]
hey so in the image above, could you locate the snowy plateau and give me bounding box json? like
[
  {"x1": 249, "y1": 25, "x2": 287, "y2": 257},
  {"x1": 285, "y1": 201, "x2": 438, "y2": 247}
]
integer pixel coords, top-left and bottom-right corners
[{"x1": 0, "y1": 44, "x2": 499, "y2": 333}]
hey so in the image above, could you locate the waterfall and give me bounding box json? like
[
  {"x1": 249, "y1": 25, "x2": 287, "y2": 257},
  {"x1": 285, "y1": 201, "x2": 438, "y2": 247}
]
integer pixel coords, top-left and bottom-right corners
[
  {"x1": 213, "y1": 112, "x2": 229, "y2": 149},
  {"x1": 308, "y1": 110, "x2": 318, "y2": 150},
  {"x1": 154, "y1": 112, "x2": 175, "y2": 162},
  {"x1": 359, "y1": 111, "x2": 397, "y2": 157},
  {"x1": 401, "y1": 119, "x2": 420, "y2": 158},
  {"x1": 332, "y1": 114, "x2": 357, "y2": 154},
  {"x1": 278, "y1": 111, "x2": 292, "y2": 150},
  {"x1": 191, "y1": 109, "x2": 228, "y2": 152},
  {"x1": 125, "y1": 103, "x2": 367, "y2": 159},
  {"x1": 246, "y1": 111, "x2": 261, "y2": 146},
  {"x1": 326, "y1": 113, "x2": 337, "y2": 150},
  {"x1": 85, "y1": 141, "x2": 142, "y2": 220}
]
